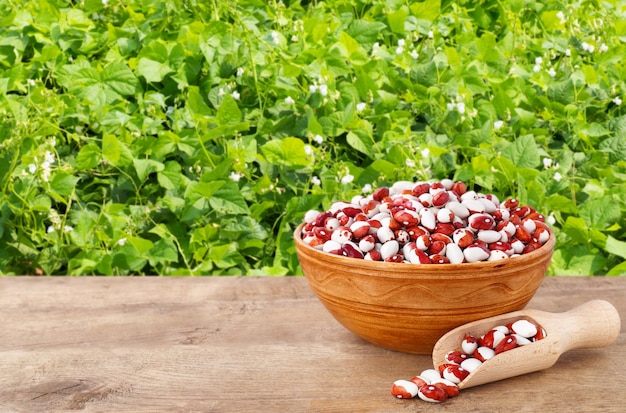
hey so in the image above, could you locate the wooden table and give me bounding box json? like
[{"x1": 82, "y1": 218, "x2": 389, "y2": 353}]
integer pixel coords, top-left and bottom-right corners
[{"x1": 0, "y1": 276, "x2": 624, "y2": 412}]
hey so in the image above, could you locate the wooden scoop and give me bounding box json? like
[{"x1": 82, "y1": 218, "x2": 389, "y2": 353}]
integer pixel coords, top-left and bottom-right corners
[{"x1": 432, "y1": 299, "x2": 621, "y2": 390}]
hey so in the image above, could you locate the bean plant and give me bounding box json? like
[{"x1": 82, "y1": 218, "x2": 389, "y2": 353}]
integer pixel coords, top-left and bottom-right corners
[{"x1": 0, "y1": 0, "x2": 625, "y2": 275}]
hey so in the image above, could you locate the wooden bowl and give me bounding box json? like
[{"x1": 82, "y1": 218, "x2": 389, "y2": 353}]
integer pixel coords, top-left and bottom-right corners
[{"x1": 294, "y1": 224, "x2": 555, "y2": 354}]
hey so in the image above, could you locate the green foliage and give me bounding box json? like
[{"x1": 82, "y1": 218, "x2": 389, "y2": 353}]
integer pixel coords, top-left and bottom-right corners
[{"x1": 0, "y1": 0, "x2": 625, "y2": 275}]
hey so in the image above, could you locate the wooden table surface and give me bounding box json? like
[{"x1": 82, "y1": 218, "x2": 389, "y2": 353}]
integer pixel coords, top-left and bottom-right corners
[{"x1": 0, "y1": 276, "x2": 624, "y2": 413}]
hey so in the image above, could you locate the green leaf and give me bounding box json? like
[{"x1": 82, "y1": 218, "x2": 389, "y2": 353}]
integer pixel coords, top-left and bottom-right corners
[
  {"x1": 157, "y1": 161, "x2": 184, "y2": 190},
  {"x1": 193, "y1": 180, "x2": 226, "y2": 200},
  {"x1": 409, "y1": 0, "x2": 441, "y2": 21},
  {"x1": 31, "y1": 195, "x2": 52, "y2": 212},
  {"x1": 101, "y1": 61, "x2": 139, "y2": 96},
  {"x1": 133, "y1": 158, "x2": 165, "y2": 182},
  {"x1": 187, "y1": 85, "x2": 212, "y2": 116},
  {"x1": 607, "y1": 261, "x2": 626, "y2": 275},
  {"x1": 49, "y1": 173, "x2": 79, "y2": 198},
  {"x1": 217, "y1": 94, "x2": 242, "y2": 125},
  {"x1": 75, "y1": 143, "x2": 101, "y2": 170},
  {"x1": 149, "y1": 238, "x2": 179, "y2": 266},
  {"x1": 136, "y1": 57, "x2": 173, "y2": 83},
  {"x1": 128, "y1": 236, "x2": 154, "y2": 254},
  {"x1": 608, "y1": 115, "x2": 626, "y2": 134},
  {"x1": 209, "y1": 181, "x2": 250, "y2": 215},
  {"x1": 113, "y1": 244, "x2": 148, "y2": 272},
  {"x1": 501, "y1": 135, "x2": 540, "y2": 168},
  {"x1": 346, "y1": 130, "x2": 374, "y2": 158},
  {"x1": 545, "y1": 194, "x2": 578, "y2": 214},
  {"x1": 388, "y1": 6, "x2": 409, "y2": 34},
  {"x1": 338, "y1": 31, "x2": 360, "y2": 56},
  {"x1": 101, "y1": 134, "x2": 133, "y2": 167},
  {"x1": 561, "y1": 216, "x2": 588, "y2": 243},
  {"x1": 261, "y1": 137, "x2": 311, "y2": 168},
  {"x1": 410, "y1": 61, "x2": 437, "y2": 87},
  {"x1": 547, "y1": 79, "x2": 575, "y2": 105},
  {"x1": 579, "y1": 198, "x2": 621, "y2": 231},
  {"x1": 208, "y1": 242, "x2": 244, "y2": 269},
  {"x1": 599, "y1": 135, "x2": 626, "y2": 162},
  {"x1": 346, "y1": 20, "x2": 387, "y2": 45},
  {"x1": 541, "y1": 10, "x2": 565, "y2": 31}
]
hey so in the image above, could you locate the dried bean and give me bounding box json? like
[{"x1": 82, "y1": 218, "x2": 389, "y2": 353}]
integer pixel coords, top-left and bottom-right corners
[{"x1": 302, "y1": 180, "x2": 550, "y2": 265}]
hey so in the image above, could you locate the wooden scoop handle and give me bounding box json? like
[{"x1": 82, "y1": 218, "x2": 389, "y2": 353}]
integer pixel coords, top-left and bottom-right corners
[{"x1": 539, "y1": 299, "x2": 621, "y2": 353}]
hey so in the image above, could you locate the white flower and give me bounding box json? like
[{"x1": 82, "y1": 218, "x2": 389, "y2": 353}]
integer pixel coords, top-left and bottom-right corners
[
  {"x1": 47, "y1": 226, "x2": 55, "y2": 234},
  {"x1": 362, "y1": 183, "x2": 372, "y2": 193},
  {"x1": 553, "y1": 172, "x2": 562, "y2": 182},
  {"x1": 582, "y1": 42, "x2": 594, "y2": 53},
  {"x1": 41, "y1": 162, "x2": 52, "y2": 182},
  {"x1": 547, "y1": 67, "x2": 557, "y2": 77},
  {"x1": 304, "y1": 145, "x2": 313, "y2": 156},
  {"x1": 291, "y1": 35, "x2": 298, "y2": 42},
  {"x1": 118, "y1": 238, "x2": 127, "y2": 246},
  {"x1": 428, "y1": 31, "x2": 434, "y2": 38},
  {"x1": 319, "y1": 84, "x2": 328, "y2": 97},
  {"x1": 543, "y1": 158, "x2": 553, "y2": 169},
  {"x1": 535, "y1": 57, "x2": 543, "y2": 65},
  {"x1": 341, "y1": 174, "x2": 354, "y2": 185},
  {"x1": 231, "y1": 91, "x2": 240, "y2": 100},
  {"x1": 229, "y1": 171, "x2": 243, "y2": 182},
  {"x1": 533, "y1": 64, "x2": 541, "y2": 73},
  {"x1": 556, "y1": 11, "x2": 565, "y2": 23},
  {"x1": 493, "y1": 120, "x2": 504, "y2": 130},
  {"x1": 356, "y1": 102, "x2": 366, "y2": 112},
  {"x1": 421, "y1": 148, "x2": 430, "y2": 159},
  {"x1": 236, "y1": 67, "x2": 245, "y2": 77},
  {"x1": 311, "y1": 176, "x2": 321, "y2": 186},
  {"x1": 102, "y1": 0, "x2": 108, "y2": 5},
  {"x1": 28, "y1": 163, "x2": 37, "y2": 174},
  {"x1": 313, "y1": 134, "x2": 324, "y2": 144},
  {"x1": 613, "y1": 97, "x2": 623, "y2": 106},
  {"x1": 398, "y1": 39, "x2": 405, "y2": 47},
  {"x1": 27, "y1": 78, "x2": 36, "y2": 87},
  {"x1": 456, "y1": 102, "x2": 465, "y2": 114},
  {"x1": 218, "y1": 88, "x2": 225, "y2": 96},
  {"x1": 547, "y1": 213, "x2": 556, "y2": 226},
  {"x1": 285, "y1": 96, "x2": 295, "y2": 105},
  {"x1": 63, "y1": 225, "x2": 73, "y2": 233},
  {"x1": 446, "y1": 102, "x2": 455, "y2": 111},
  {"x1": 405, "y1": 159, "x2": 415, "y2": 168},
  {"x1": 271, "y1": 31, "x2": 280, "y2": 44},
  {"x1": 565, "y1": 48, "x2": 571, "y2": 57},
  {"x1": 309, "y1": 83, "x2": 318, "y2": 93},
  {"x1": 44, "y1": 151, "x2": 55, "y2": 165},
  {"x1": 599, "y1": 43, "x2": 608, "y2": 53},
  {"x1": 395, "y1": 46, "x2": 404, "y2": 55},
  {"x1": 410, "y1": 50, "x2": 419, "y2": 59}
]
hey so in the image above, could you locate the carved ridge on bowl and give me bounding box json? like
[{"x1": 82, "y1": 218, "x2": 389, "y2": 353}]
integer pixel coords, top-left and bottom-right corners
[{"x1": 309, "y1": 271, "x2": 541, "y2": 307}]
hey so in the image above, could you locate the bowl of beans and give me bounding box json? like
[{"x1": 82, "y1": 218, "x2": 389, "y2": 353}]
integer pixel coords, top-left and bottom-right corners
[{"x1": 294, "y1": 179, "x2": 555, "y2": 354}]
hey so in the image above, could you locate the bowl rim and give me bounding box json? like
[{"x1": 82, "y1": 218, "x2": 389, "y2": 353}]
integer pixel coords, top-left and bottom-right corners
[{"x1": 294, "y1": 222, "x2": 555, "y2": 275}]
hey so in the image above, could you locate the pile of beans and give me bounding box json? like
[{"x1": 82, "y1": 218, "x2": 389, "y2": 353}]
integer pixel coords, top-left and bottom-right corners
[
  {"x1": 301, "y1": 179, "x2": 550, "y2": 264},
  {"x1": 391, "y1": 318, "x2": 545, "y2": 403}
]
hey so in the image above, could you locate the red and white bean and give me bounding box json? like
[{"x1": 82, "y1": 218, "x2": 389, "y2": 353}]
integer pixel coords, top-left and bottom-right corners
[
  {"x1": 302, "y1": 180, "x2": 550, "y2": 264},
  {"x1": 391, "y1": 318, "x2": 545, "y2": 403}
]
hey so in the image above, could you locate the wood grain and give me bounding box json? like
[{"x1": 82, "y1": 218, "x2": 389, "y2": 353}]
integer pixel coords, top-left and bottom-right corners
[{"x1": 0, "y1": 276, "x2": 624, "y2": 412}]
